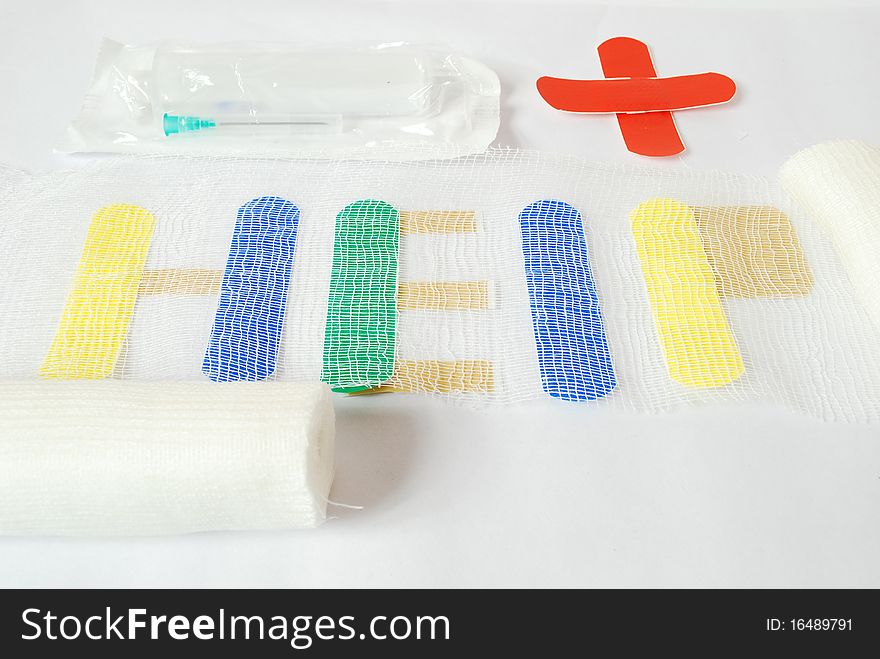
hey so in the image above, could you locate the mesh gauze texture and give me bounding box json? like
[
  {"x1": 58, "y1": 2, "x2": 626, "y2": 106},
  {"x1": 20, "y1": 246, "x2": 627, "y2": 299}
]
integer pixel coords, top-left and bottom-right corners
[{"x1": 1, "y1": 150, "x2": 879, "y2": 421}]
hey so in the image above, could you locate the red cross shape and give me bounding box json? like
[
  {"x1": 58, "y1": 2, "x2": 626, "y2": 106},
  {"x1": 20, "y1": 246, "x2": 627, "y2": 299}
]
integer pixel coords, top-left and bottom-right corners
[{"x1": 537, "y1": 37, "x2": 736, "y2": 157}]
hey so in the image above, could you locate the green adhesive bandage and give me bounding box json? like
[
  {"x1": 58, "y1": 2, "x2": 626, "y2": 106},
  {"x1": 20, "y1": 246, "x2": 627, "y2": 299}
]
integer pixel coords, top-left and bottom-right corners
[{"x1": 321, "y1": 199, "x2": 399, "y2": 392}]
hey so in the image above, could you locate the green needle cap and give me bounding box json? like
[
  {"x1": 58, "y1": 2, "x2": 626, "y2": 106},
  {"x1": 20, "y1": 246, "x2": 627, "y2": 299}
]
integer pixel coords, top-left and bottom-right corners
[{"x1": 163, "y1": 113, "x2": 217, "y2": 136}]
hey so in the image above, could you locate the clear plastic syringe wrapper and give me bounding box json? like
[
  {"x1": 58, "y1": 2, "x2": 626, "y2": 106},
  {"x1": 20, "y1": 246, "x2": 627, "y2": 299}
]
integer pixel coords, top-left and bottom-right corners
[{"x1": 60, "y1": 40, "x2": 501, "y2": 159}]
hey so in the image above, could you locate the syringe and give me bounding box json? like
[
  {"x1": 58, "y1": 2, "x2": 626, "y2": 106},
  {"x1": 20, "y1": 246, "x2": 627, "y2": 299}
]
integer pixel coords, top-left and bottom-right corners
[{"x1": 163, "y1": 113, "x2": 339, "y2": 136}]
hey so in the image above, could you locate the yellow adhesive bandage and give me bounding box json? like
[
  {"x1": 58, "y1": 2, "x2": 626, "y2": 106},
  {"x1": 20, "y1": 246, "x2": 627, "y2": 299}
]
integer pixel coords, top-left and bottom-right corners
[
  {"x1": 631, "y1": 198, "x2": 744, "y2": 388},
  {"x1": 40, "y1": 204, "x2": 156, "y2": 379}
]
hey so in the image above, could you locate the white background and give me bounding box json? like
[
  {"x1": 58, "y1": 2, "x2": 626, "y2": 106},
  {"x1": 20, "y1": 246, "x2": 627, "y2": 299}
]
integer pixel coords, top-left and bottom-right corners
[{"x1": 0, "y1": 0, "x2": 878, "y2": 587}]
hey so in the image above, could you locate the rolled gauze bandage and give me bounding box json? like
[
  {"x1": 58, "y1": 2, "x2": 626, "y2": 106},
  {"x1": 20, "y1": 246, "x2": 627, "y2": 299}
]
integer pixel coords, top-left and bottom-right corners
[
  {"x1": 780, "y1": 140, "x2": 880, "y2": 328},
  {"x1": 0, "y1": 381, "x2": 334, "y2": 535}
]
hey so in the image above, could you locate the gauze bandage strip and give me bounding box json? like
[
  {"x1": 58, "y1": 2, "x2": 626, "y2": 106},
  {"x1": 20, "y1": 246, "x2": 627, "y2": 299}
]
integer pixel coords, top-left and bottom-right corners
[
  {"x1": 397, "y1": 281, "x2": 489, "y2": 311},
  {"x1": 630, "y1": 198, "x2": 744, "y2": 388},
  {"x1": 203, "y1": 196, "x2": 300, "y2": 382},
  {"x1": 351, "y1": 359, "x2": 494, "y2": 395},
  {"x1": 321, "y1": 200, "x2": 399, "y2": 393},
  {"x1": 139, "y1": 268, "x2": 222, "y2": 295},
  {"x1": 780, "y1": 140, "x2": 880, "y2": 330},
  {"x1": 0, "y1": 381, "x2": 335, "y2": 535},
  {"x1": 399, "y1": 210, "x2": 477, "y2": 235},
  {"x1": 519, "y1": 200, "x2": 615, "y2": 401},
  {"x1": 40, "y1": 204, "x2": 155, "y2": 379},
  {"x1": 2, "y1": 149, "x2": 880, "y2": 421},
  {"x1": 692, "y1": 206, "x2": 813, "y2": 299}
]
